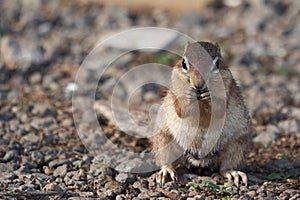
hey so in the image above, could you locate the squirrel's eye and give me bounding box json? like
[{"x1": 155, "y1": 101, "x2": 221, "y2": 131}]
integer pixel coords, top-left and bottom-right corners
[
  {"x1": 182, "y1": 57, "x2": 189, "y2": 72},
  {"x1": 213, "y1": 57, "x2": 220, "y2": 70}
]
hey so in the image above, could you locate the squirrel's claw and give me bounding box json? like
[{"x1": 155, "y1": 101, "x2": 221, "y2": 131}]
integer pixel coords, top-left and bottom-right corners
[
  {"x1": 156, "y1": 165, "x2": 177, "y2": 187},
  {"x1": 221, "y1": 170, "x2": 248, "y2": 187}
]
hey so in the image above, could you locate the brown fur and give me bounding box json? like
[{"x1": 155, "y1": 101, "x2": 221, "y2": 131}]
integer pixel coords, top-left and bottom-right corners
[{"x1": 151, "y1": 41, "x2": 252, "y2": 183}]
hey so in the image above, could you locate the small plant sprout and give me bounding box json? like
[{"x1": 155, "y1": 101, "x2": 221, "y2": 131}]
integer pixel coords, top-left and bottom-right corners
[{"x1": 202, "y1": 180, "x2": 235, "y2": 195}]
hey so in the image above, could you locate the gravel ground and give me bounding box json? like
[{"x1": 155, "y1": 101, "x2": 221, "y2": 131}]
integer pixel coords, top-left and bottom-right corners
[{"x1": 1, "y1": 0, "x2": 300, "y2": 199}]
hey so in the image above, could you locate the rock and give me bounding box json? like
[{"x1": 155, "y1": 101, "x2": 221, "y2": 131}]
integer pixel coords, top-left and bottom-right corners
[
  {"x1": 0, "y1": 65, "x2": 9, "y2": 84},
  {"x1": 82, "y1": 154, "x2": 91, "y2": 163},
  {"x1": 53, "y1": 164, "x2": 68, "y2": 177},
  {"x1": 253, "y1": 125, "x2": 280, "y2": 146},
  {"x1": 0, "y1": 0, "x2": 300, "y2": 199},
  {"x1": 43, "y1": 183, "x2": 63, "y2": 195},
  {"x1": 42, "y1": 74, "x2": 60, "y2": 91},
  {"x1": 0, "y1": 37, "x2": 20, "y2": 70},
  {"x1": 3, "y1": 150, "x2": 19, "y2": 162},
  {"x1": 64, "y1": 171, "x2": 75, "y2": 185},
  {"x1": 93, "y1": 154, "x2": 116, "y2": 165},
  {"x1": 137, "y1": 192, "x2": 150, "y2": 199},
  {"x1": 30, "y1": 151, "x2": 44, "y2": 165},
  {"x1": 29, "y1": 117, "x2": 57, "y2": 130},
  {"x1": 266, "y1": 124, "x2": 280, "y2": 135},
  {"x1": 253, "y1": 130, "x2": 277, "y2": 147},
  {"x1": 32, "y1": 172, "x2": 51, "y2": 180},
  {"x1": 43, "y1": 166, "x2": 51, "y2": 175},
  {"x1": 193, "y1": 194, "x2": 206, "y2": 200},
  {"x1": 257, "y1": 185, "x2": 266, "y2": 194},
  {"x1": 62, "y1": 118, "x2": 74, "y2": 127},
  {"x1": 29, "y1": 72, "x2": 42, "y2": 84},
  {"x1": 72, "y1": 146, "x2": 86, "y2": 154},
  {"x1": 188, "y1": 190, "x2": 199, "y2": 198},
  {"x1": 90, "y1": 164, "x2": 114, "y2": 176},
  {"x1": 239, "y1": 194, "x2": 253, "y2": 200},
  {"x1": 106, "y1": 190, "x2": 117, "y2": 199},
  {"x1": 115, "y1": 158, "x2": 155, "y2": 173},
  {"x1": 3, "y1": 172, "x2": 17, "y2": 181},
  {"x1": 7, "y1": 90, "x2": 19, "y2": 102},
  {"x1": 0, "y1": 36, "x2": 45, "y2": 72},
  {"x1": 294, "y1": 159, "x2": 300, "y2": 168},
  {"x1": 205, "y1": 195, "x2": 215, "y2": 200},
  {"x1": 72, "y1": 169, "x2": 87, "y2": 181},
  {"x1": 18, "y1": 185, "x2": 28, "y2": 192},
  {"x1": 16, "y1": 165, "x2": 31, "y2": 174},
  {"x1": 224, "y1": 0, "x2": 243, "y2": 7},
  {"x1": 38, "y1": 22, "x2": 52, "y2": 36},
  {"x1": 116, "y1": 194, "x2": 126, "y2": 200},
  {"x1": 247, "y1": 191, "x2": 256, "y2": 198},
  {"x1": 115, "y1": 173, "x2": 136, "y2": 184},
  {"x1": 8, "y1": 119, "x2": 20, "y2": 132},
  {"x1": 290, "y1": 194, "x2": 300, "y2": 200},
  {"x1": 69, "y1": 198, "x2": 99, "y2": 200},
  {"x1": 18, "y1": 184, "x2": 36, "y2": 192},
  {"x1": 0, "y1": 106, "x2": 15, "y2": 121},
  {"x1": 104, "y1": 181, "x2": 124, "y2": 194},
  {"x1": 272, "y1": 159, "x2": 294, "y2": 170},
  {"x1": 100, "y1": 28, "x2": 181, "y2": 50},
  {"x1": 176, "y1": 13, "x2": 205, "y2": 27},
  {"x1": 21, "y1": 133, "x2": 40, "y2": 144},
  {"x1": 290, "y1": 107, "x2": 300, "y2": 119},
  {"x1": 132, "y1": 181, "x2": 143, "y2": 190},
  {"x1": 19, "y1": 113, "x2": 29, "y2": 123},
  {"x1": 278, "y1": 119, "x2": 300, "y2": 136},
  {"x1": 248, "y1": 174, "x2": 263, "y2": 184},
  {"x1": 175, "y1": 13, "x2": 205, "y2": 36},
  {"x1": 31, "y1": 103, "x2": 57, "y2": 117}
]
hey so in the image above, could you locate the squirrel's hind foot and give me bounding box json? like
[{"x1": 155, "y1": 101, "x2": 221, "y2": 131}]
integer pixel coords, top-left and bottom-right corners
[
  {"x1": 221, "y1": 170, "x2": 248, "y2": 187},
  {"x1": 156, "y1": 165, "x2": 177, "y2": 187}
]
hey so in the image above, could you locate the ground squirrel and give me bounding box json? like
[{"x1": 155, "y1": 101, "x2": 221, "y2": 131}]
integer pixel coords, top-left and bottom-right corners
[{"x1": 151, "y1": 41, "x2": 252, "y2": 187}]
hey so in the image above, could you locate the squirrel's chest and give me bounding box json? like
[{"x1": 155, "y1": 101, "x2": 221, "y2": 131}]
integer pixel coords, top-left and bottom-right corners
[{"x1": 162, "y1": 99, "x2": 212, "y2": 151}]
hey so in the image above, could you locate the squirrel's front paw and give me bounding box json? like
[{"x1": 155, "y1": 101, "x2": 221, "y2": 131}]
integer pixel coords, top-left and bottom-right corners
[
  {"x1": 221, "y1": 170, "x2": 248, "y2": 187},
  {"x1": 156, "y1": 165, "x2": 177, "y2": 187}
]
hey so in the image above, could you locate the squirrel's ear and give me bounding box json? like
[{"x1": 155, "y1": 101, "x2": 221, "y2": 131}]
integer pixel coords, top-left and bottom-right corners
[
  {"x1": 184, "y1": 41, "x2": 190, "y2": 53},
  {"x1": 215, "y1": 43, "x2": 222, "y2": 57}
]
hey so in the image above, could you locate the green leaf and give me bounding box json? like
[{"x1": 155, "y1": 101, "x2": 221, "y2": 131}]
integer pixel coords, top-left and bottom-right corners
[
  {"x1": 202, "y1": 180, "x2": 219, "y2": 189},
  {"x1": 274, "y1": 64, "x2": 291, "y2": 77},
  {"x1": 152, "y1": 52, "x2": 178, "y2": 65},
  {"x1": 225, "y1": 188, "x2": 235, "y2": 195},
  {"x1": 281, "y1": 152, "x2": 287, "y2": 159},
  {"x1": 266, "y1": 172, "x2": 285, "y2": 180},
  {"x1": 178, "y1": 187, "x2": 188, "y2": 193},
  {"x1": 74, "y1": 162, "x2": 82, "y2": 169},
  {"x1": 187, "y1": 181, "x2": 198, "y2": 189},
  {"x1": 222, "y1": 196, "x2": 231, "y2": 200}
]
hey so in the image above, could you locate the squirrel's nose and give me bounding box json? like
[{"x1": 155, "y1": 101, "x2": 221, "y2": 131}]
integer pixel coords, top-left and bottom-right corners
[
  {"x1": 195, "y1": 87, "x2": 201, "y2": 95},
  {"x1": 194, "y1": 84, "x2": 208, "y2": 94}
]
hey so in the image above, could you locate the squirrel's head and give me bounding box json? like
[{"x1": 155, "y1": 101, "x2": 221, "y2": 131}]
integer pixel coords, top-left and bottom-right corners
[{"x1": 172, "y1": 41, "x2": 231, "y2": 101}]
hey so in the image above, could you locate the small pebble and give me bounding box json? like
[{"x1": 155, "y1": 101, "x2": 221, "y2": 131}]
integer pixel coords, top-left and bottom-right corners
[
  {"x1": 115, "y1": 173, "x2": 136, "y2": 184},
  {"x1": 247, "y1": 190, "x2": 256, "y2": 198},
  {"x1": 3, "y1": 150, "x2": 18, "y2": 162},
  {"x1": 53, "y1": 164, "x2": 68, "y2": 177}
]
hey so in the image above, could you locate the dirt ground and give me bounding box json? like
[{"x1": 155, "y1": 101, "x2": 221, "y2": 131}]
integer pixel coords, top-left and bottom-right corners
[{"x1": 0, "y1": 0, "x2": 299, "y2": 199}]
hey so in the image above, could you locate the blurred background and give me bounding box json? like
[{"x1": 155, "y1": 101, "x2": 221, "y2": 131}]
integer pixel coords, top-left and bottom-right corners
[
  {"x1": 0, "y1": 0, "x2": 299, "y2": 199},
  {"x1": 1, "y1": 0, "x2": 299, "y2": 106}
]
